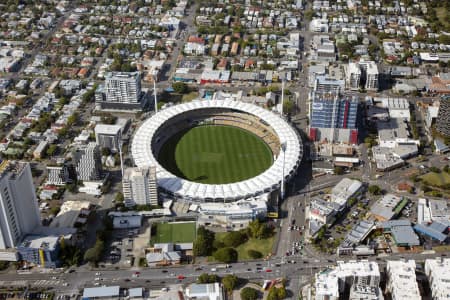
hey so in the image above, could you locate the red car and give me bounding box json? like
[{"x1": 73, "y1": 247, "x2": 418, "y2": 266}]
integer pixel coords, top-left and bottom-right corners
[
  {"x1": 265, "y1": 269, "x2": 272, "y2": 273},
  {"x1": 177, "y1": 275, "x2": 186, "y2": 280}
]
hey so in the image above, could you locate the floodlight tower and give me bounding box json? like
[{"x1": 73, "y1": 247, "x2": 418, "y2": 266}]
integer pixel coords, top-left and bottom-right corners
[
  {"x1": 153, "y1": 76, "x2": 158, "y2": 113},
  {"x1": 280, "y1": 79, "x2": 285, "y2": 116},
  {"x1": 280, "y1": 142, "x2": 287, "y2": 200}
]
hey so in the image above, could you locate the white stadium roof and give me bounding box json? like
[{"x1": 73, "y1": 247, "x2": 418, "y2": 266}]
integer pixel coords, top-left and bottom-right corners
[{"x1": 131, "y1": 100, "x2": 302, "y2": 202}]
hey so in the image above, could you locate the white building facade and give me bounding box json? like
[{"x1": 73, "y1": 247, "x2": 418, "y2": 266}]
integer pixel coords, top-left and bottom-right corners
[
  {"x1": 122, "y1": 167, "x2": 158, "y2": 207},
  {"x1": 386, "y1": 260, "x2": 421, "y2": 300},
  {"x1": 0, "y1": 162, "x2": 40, "y2": 250},
  {"x1": 73, "y1": 143, "x2": 103, "y2": 181}
]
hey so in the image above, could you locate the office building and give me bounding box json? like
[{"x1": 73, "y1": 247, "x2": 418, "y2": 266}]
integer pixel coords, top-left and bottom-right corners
[
  {"x1": 95, "y1": 124, "x2": 122, "y2": 152},
  {"x1": 17, "y1": 235, "x2": 60, "y2": 268},
  {"x1": 315, "y1": 260, "x2": 381, "y2": 300},
  {"x1": 346, "y1": 62, "x2": 361, "y2": 90},
  {"x1": 122, "y1": 166, "x2": 158, "y2": 207},
  {"x1": 424, "y1": 258, "x2": 450, "y2": 300},
  {"x1": 73, "y1": 143, "x2": 102, "y2": 181},
  {"x1": 46, "y1": 165, "x2": 70, "y2": 186},
  {"x1": 0, "y1": 161, "x2": 40, "y2": 250},
  {"x1": 386, "y1": 260, "x2": 421, "y2": 300},
  {"x1": 309, "y1": 92, "x2": 359, "y2": 143},
  {"x1": 95, "y1": 72, "x2": 145, "y2": 110},
  {"x1": 436, "y1": 96, "x2": 450, "y2": 137}
]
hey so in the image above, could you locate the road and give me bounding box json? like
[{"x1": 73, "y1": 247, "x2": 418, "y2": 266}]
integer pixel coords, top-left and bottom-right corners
[{"x1": 2, "y1": 250, "x2": 449, "y2": 297}]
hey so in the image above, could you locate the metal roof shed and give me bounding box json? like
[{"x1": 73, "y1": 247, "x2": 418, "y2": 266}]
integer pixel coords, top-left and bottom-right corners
[{"x1": 83, "y1": 286, "x2": 120, "y2": 299}]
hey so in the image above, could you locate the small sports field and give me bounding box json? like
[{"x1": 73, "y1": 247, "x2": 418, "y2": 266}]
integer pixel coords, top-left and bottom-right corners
[
  {"x1": 151, "y1": 222, "x2": 196, "y2": 245},
  {"x1": 158, "y1": 125, "x2": 273, "y2": 184}
]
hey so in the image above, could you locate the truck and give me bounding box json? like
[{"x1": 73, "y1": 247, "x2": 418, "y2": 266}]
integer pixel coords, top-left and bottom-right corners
[{"x1": 216, "y1": 264, "x2": 230, "y2": 269}]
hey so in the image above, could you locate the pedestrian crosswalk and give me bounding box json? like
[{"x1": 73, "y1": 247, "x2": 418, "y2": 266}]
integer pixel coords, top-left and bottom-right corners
[
  {"x1": 32, "y1": 280, "x2": 61, "y2": 287},
  {"x1": 0, "y1": 279, "x2": 61, "y2": 286}
]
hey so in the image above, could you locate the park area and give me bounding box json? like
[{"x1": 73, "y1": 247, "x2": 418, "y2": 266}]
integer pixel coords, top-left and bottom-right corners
[
  {"x1": 420, "y1": 171, "x2": 450, "y2": 188},
  {"x1": 150, "y1": 222, "x2": 197, "y2": 245},
  {"x1": 212, "y1": 232, "x2": 275, "y2": 261}
]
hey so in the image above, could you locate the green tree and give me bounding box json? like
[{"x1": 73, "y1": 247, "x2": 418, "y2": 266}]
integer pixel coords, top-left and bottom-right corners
[
  {"x1": 223, "y1": 231, "x2": 247, "y2": 247},
  {"x1": 334, "y1": 166, "x2": 344, "y2": 175},
  {"x1": 115, "y1": 192, "x2": 124, "y2": 203},
  {"x1": 213, "y1": 247, "x2": 238, "y2": 263},
  {"x1": 267, "y1": 286, "x2": 287, "y2": 300},
  {"x1": 240, "y1": 287, "x2": 259, "y2": 300},
  {"x1": 101, "y1": 147, "x2": 111, "y2": 156},
  {"x1": 193, "y1": 226, "x2": 215, "y2": 256},
  {"x1": 197, "y1": 273, "x2": 218, "y2": 283},
  {"x1": 46, "y1": 144, "x2": 58, "y2": 157},
  {"x1": 368, "y1": 185, "x2": 381, "y2": 195},
  {"x1": 247, "y1": 249, "x2": 263, "y2": 259},
  {"x1": 222, "y1": 274, "x2": 238, "y2": 293},
  {"x1": 84, "y1": 239, "x2": 104, "y2": 264},
  {"x1": 172, "y1": 82, "x2": 189, "y2": 94},
  {"x1": 247, "y1": 220, "x2": 271, "y2": 239},
  {"x1": 304, "y1": 9, "x2": 315, "y2": 21},
  {"x1": 282, "y1": 99, "x2": 294, "y2": 115}
]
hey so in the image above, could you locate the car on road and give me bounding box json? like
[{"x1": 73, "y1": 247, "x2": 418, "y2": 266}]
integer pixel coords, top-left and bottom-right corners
[
  {"x1": 177, "y1": 275, "x2": 186, "y2": 280},
  {"x1": 161, "y1": 270, "x2": 168, "y2": 273},
  {"x1": 265, "y1": 269, "x2": 272, "y2": 272},
  {"x1": 194, "y1": 267, "x2": 202, "y2": 271},
  {"x1": 95, "y1": 272, "x2": 101, "y2": 276}
]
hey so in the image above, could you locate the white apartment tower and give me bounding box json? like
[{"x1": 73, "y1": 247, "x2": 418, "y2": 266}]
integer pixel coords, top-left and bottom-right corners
[
  {"x1": 386, "y1": 260, "x2": 421, "y2": 300},
  {"x1": 425, "y1": 258, "x2": 450, "y2": 300},
  {"x1": 105, "y1": 72, "x2": 141, "y2": 104},
  {"x1": 360, "y1": 60, "x2": 379, "y2": 91},
  {"x1": 0, "y1": 161, "x2": 40, "y2": 249},
  {"x1": 122, "y1": 166, "x2": 157, "y2": 207},
  {"x1": 46, "y1": 165, "x2": 70, "y2": 186},
  {"x1": 346, "y1": 62, "x2": 361, "y2": 90},
  {"x1": 73, "y1": 143, "x2": 102, "y2": 181}
]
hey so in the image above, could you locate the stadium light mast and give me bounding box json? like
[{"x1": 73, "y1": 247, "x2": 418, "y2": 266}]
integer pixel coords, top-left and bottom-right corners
[
  {"x1": 280, "y1": 79, "x2": 285, "y2": 116},
  {"x1": 153, "y1": 76, "x2": 158, "y2": 113},
  {"x1": 118, "y1": 141, "x2": 124, "y2": 178},
  {"x1": 280, "y1": 142, "x2": 286, "y2": 200}
]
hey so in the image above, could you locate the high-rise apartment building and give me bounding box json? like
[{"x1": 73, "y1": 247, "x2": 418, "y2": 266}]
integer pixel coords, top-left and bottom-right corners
[
  {"x1": 122, "y1": 166, "x2": 158, "y2": 207},
  {"x1": 386, "y1": 260, "x2": 421, "y2": 300},
  {"x1": 315, "y1": 260, "x2": 381, "y2": 300},
  {"x1": 95, "y1": 124, "x2": 122, "y2": 152},
  {"x1": 360, "y1": 60, "x2": 379, "y2": 91},
  {"x1": 425, "y1": 258, "x2": 450, "y2": 300},
  {"x1": 436, "y1": 96, "x2": 450, "y2": 137},
  {"x1": 73, "y1": 143, "x2": 103, "y2": 181},
  {"x1": 0, "y1": 161, "x2": 40, "y2": 250},
  {"x1": 346, "y1": 62, "x2": 361, "y2": 90},
  {"x1": 345, "y1": 60, "x2": 379, "y2": 91},
  {"x1": 309, "y1": 92, "x2": 359, "y2": 143},
  {"x1": 95, "y1": 72, "x2": 145, "y2": 110}
]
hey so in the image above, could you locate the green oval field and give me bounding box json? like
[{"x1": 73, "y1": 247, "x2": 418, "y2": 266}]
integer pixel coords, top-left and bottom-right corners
[{"x1": 157, "y1": 125, "x2": 273, "y2": 184}]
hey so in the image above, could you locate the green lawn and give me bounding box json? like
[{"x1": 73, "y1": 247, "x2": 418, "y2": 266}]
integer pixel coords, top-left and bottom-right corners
[
  {"x1": 212, "y1": 232, "x2": 275, "y2": 261},
  {"x1": 150, "y1": 222, "x2": 196, "y2": 245},
  {"x1": 158, "y1": 125, "x2": 273, "y2": 184},
  {"x1": 420, "y1": 172, "x2": 450, "y2": 187}
]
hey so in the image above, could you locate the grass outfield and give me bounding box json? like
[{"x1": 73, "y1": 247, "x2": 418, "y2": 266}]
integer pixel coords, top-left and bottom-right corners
[
  {"x1": 158, "y1": 125, "x2": 273, "y2": 184},
  {"x1": 151, "y1": 222, "x2": 196, "y2": 245}
]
